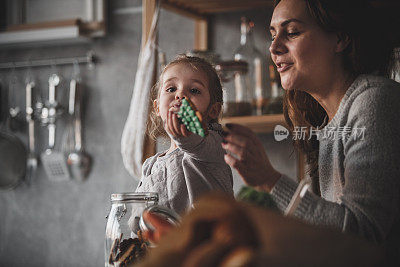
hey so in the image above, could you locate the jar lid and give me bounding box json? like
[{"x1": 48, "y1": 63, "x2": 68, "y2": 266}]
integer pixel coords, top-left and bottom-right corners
[
  {"x1": 185, "y1": 50, "x2": 221, "y2": 64},
  {"x1": 214, "y1": 60, "x2": 248, "y2": 73},
  {"x1": 139, "y1": 205, "x2": 180, "y2": 232},
  {"x1": 110, "y1": 192, "x2": 158, "y2": 203}
]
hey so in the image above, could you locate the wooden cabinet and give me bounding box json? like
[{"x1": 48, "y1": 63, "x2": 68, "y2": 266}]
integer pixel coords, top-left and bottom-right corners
[{"x1": 0, "y1": 0, "x2": 105, "y2": 47}]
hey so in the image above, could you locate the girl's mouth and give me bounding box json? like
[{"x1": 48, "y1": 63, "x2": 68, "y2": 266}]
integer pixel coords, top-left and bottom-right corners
[
  {"x1": 169, "y1": 101, "x2": 182, "y2": 113},
  {"x1": 171, "y1": 102, "x2": 181, "y2": 109}
]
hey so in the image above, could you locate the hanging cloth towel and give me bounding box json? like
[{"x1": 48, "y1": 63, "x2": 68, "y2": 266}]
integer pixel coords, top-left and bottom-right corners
[{"x1": 121, "y1": 3, "x2": 160, "y2": 179}]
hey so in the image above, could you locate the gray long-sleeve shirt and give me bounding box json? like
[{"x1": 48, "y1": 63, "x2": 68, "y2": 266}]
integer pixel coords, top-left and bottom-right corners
[
  {"x1": 136, "y1": 124, "x2": 234, "y2": 215},
  {"x1": 271, "y1": 74, "x2": 400, "y2": 261}
]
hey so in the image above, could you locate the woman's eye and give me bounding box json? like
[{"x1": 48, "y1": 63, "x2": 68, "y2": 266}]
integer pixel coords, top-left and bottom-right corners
[
  {"x1": 287, "y1": 32, "x2": 300, "y2": 38},
  {"x1": 190, "y1": 88, "x2": 201, "y2": 94},
  {"x1": 166, "y1": 87, "x2": 176, "y2": 92}
]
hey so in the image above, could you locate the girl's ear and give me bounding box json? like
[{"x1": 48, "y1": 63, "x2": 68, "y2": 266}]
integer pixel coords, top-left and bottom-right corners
[
  {"x1": 208, "y1": 102, "x2": 222, "y2": 119},
  {"x1": 335, "y1": 32, "x2": 351, "y2": 53},
  {"x1": 153, "y1": 99, "x2": 160, "y2": 116}
]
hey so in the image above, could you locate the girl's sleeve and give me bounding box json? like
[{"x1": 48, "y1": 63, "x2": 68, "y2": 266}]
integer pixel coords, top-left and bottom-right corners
[
  {"x1": 173, "y1": 131, "x2": 234, "y2": 198},
  {"x1": 270, "y1": 85, "x2": 400, "y2": 244},
  {"x1": 172, "y1": 131, "x2": 225, "y2": 163}
]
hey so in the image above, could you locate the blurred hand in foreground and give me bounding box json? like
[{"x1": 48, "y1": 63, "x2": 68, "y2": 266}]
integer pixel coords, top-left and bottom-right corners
[
  {"x1": 142, "y1": 211, "x2": 175, "y2": 244},
  {"x1": 136, "y1": 193, "x2": 387, "y2": 267}
]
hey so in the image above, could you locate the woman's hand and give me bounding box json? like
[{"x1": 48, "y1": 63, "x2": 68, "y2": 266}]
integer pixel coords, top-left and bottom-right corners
[
  {"x1": 165, "y1": 109, "x2": 191, "y2": 138},
  {"x1": 142, "y1": 211, "x2": 175, "y2": 244},
  {"x1": 221, "y1": 123, "x2": 281, "y2": 192}
]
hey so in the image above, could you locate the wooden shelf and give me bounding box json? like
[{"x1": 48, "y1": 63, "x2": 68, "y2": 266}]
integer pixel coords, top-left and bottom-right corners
[
  {"x1": 0, "y1": 19, "x2": 105, "y2": 48},
  {"x1": 161, "y1": 0, "x2": 400, "y2": 18},
  {"x1": 221, "y1": 114, "x2": 286, "y2": 134},
  {"x1": 161, "y1": 0, "x2": 273, "y2": 17}
]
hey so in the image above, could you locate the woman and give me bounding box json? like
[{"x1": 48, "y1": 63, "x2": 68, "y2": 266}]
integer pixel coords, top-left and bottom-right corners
[{"x1": 222, "y1": 0, "x2": 400, "y2": 261}]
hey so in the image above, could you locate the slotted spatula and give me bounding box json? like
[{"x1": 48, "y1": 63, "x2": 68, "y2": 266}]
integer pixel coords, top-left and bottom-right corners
[{"x1": 41, "y1": 74, "x2": 70, "y2": 181}]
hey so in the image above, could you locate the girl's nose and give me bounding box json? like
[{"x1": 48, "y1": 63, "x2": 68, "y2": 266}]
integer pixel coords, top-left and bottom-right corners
[
  {"x1": 175, "y1": 91, "x2": 186, "y2": 100},
  {"x1": 269, "y1": 35, "x2": 287, "y2": 56}
]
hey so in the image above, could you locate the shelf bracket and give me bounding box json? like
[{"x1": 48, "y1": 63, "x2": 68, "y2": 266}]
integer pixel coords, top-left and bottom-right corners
[{"x1": 194, "y1": 19, "x2": 208, "y2": 51}]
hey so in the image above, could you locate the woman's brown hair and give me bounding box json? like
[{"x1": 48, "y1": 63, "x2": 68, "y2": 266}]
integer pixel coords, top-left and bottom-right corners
[
  {"x1": 148, "y1": 55, "x2": 223, "y2": 140},
  {"x1": 274, "y1": 0, "x2": 398, "y2": 194}
]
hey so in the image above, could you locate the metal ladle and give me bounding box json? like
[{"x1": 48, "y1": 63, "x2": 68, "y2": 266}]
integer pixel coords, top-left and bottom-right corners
[{"x1": 67, "y1": 78, "x2": 91, "y2": 182}]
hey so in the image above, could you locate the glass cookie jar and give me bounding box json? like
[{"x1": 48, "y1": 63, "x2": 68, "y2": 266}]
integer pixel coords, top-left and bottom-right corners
[
  {"x1": 105, "y1": 192, "x2": 158, "y2": 267},
  {"x1": 215, "y1": 60, "x2": 251, "y2": 117}
]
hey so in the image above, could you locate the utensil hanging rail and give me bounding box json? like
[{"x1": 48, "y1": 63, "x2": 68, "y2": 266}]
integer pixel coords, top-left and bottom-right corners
[{"x1": 0, "y1": 51, "x2": 95, "y2": 70}]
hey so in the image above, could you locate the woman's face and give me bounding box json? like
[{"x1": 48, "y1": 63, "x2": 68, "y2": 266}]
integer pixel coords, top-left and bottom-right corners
[{"x1": 269, "y1": 0, "x2": 338, "y2": 92}]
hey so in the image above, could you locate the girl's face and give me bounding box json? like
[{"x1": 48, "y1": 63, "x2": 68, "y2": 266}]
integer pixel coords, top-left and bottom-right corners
[
  {"x1": 269, "y1": 0, "x2": 339, "y2": 92},
  {"x1": 155, "y1": 63, "x2": 216, "y2": 123}
]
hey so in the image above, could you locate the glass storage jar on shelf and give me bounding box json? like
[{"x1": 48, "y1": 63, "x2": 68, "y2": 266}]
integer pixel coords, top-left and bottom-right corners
[
  {"x1": 264, "y1": 63, "x2": 284, "y2": 114},
  {"x1": 105, "y1": 192, "x2": 158, "y2": 267},
  {"x1": 234, "y1": 17, "x2": 271, "y2": 115},
  {"x1": 215, "y1": 60, "x2": 250, "y2": 117},
  {"x1": 186, "y1": 50, "x2": 221, "y2": 64}
]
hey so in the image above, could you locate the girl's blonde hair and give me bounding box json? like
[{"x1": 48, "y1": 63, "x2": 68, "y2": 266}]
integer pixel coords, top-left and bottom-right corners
[{"x1": 148, "y1": 55, "x2": 223, "y2": 140}]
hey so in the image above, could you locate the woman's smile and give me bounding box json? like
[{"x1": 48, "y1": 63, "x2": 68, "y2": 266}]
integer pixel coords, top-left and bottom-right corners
[{"x1": 276, "y1": 62, "x2": 293, "y2": 73}]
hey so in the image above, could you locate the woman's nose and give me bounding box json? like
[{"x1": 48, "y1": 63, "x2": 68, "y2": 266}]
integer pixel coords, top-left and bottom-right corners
[{"x1": 269, "y1": 35, "x2": 287, "y2": 56}]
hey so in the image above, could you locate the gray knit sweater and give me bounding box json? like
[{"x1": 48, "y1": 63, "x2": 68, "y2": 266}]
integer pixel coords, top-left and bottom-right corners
[
  {"x1": 270, "y1": 74, "x2": 400, "y2": 261},
  {"x1": 136, "y1": 124, "x2": 234, "y2": 215}
]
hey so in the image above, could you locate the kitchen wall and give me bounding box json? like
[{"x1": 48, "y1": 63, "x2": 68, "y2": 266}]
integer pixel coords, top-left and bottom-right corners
[{"x1": 0, "y1": 1, "x2": 297, "y2": 266}]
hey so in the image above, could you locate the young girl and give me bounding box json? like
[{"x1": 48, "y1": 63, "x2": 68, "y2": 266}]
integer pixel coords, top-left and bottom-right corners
[{"x1": 135, "y1": 55, "x2": 234, "y2": 215}]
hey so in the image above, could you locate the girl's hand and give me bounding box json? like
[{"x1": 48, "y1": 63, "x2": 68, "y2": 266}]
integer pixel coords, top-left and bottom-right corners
[
  {"x1": 221, "y1": 123, "x2": 281, "y2": 192},
  {"x1": 165, "y1": 109, "x2": 191, "y2": 137},
  {"x1": 142, "y1": 211, "x2": 175, "y2": 244}
]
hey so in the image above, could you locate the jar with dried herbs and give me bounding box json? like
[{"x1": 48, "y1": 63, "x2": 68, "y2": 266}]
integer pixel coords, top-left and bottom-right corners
[{"x1": 105, "y1": 192, "x2": 158, "y2": 267}]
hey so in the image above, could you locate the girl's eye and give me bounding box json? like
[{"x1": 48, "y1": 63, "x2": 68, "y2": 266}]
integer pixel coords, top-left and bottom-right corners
[
  {"x1": 166, "y1": 87, "x2": 176, "y2": 92},
  {"x1": 190, "y1": 88, "x2": 201, "y2": 94}
]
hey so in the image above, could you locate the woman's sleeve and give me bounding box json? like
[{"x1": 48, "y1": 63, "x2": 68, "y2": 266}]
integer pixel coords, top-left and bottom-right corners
[{"x1": 270, "y1": 86, "x2": 400, "y2": 243}]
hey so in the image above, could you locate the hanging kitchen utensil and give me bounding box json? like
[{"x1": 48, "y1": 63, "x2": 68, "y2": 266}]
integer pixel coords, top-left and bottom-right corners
[
  {"x1": 67, "y1": 63, "x2": 91, "y2": 181},
  {"x1": 61, "y1": 87, "x2": 75, "y2": 155},
  {"x1": 0, "y1": 131, "x2": 27, "y2": 190},
  {"x1": 61, "y1": 62, "x2": 78, "y2": 161},
  {"x1": 8, "y1": 70, "x2": 24, "y2": 132},
  {"x1": 41, "y1": 74, "x2": 70, "y2": 181},
  {"x1": 0, "y1": 81, "x2": 27, "y2": 190},
  {"x1": 0, "y1": 80, "x2": 4, "y2": 122},
  {"x1": 25, "y1": 79, "x2": 37, "y2": 185}
]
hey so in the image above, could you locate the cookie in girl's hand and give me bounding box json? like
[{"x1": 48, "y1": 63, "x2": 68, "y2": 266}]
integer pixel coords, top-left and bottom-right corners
[{"x1": 177, "y1": 98, "x2": 208, "y2": 137}]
